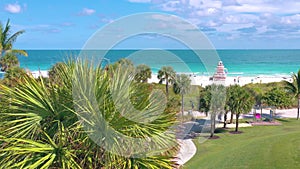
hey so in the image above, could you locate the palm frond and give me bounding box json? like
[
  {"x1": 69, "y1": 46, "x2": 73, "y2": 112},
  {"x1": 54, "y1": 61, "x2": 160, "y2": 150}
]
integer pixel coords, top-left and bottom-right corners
[
  {"x1": 1, "y1": 19, "x2": 11, "y2": 47},
  {"x1": 5, "y1": 49, "x2": 28, "y2": 56},
  {"x1": 5, "y1": 29, "x2": 25, "y2": 45}
]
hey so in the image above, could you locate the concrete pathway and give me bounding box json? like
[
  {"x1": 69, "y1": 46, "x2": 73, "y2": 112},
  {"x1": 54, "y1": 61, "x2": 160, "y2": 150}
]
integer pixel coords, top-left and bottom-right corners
[
  {"x1": 176, "y1": 139, "x2": 197, "y2": 166},
  {"x1": 174, "y1": 109, "x2": 298, "y2": 167}
]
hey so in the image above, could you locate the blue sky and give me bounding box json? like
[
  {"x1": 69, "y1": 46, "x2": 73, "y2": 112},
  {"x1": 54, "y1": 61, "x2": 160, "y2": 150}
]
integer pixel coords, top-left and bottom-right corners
[{"x1": 1, "y1": 0, "x2": 300, "y2": 49}]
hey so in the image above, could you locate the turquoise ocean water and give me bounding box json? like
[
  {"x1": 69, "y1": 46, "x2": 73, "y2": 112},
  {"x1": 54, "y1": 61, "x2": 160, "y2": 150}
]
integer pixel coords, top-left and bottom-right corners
[{"x1": 16, "y1": 50, "x2": 300, "y2": 77}]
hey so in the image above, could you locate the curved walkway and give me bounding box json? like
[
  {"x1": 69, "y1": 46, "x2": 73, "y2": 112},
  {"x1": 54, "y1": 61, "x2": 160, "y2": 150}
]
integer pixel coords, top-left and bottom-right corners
[
  {"x1": 174, "y1": 109, "x2": 298, "y2": 166},
  {"x1": 176, "y1": 139, "x2": 196, "y2": 166}
]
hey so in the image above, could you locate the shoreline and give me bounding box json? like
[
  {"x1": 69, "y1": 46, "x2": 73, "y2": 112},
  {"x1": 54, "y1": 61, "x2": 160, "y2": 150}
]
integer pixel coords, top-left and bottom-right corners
[
  {"x1": 148, "y1": 74, "x2": 293, "y2": 87},
  {"x1": 29, "y1": 70, "x2": 293, "y2": 87}
]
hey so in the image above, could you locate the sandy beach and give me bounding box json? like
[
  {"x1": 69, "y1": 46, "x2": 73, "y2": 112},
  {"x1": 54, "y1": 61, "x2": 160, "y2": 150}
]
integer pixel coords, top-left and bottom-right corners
[
  {"x1": 32, "y1": 70, "x2": 293, "y2": 87},
  {"x1": 148, "y1": 74, "x2": 293, "y2": 87}
]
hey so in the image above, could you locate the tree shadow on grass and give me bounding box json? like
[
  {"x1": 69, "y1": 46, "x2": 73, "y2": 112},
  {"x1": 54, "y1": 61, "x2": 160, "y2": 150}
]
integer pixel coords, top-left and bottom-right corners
[
  {"x1": 208, "y1": 135, "x2": 220, "y2": 140},
  {"x1": 229, "y1": 131, "x2": 243, "y2": 134},
  {"x1": 214, "y1": 128, "x2": 228, "y2": 133},
  {"x1": 276, "y1": 118, "x2": 290, "y2": 122}
]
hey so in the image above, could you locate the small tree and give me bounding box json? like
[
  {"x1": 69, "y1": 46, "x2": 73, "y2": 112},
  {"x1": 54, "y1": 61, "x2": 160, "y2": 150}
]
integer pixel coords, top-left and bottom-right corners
[
  {"x1": 263, "y1": 87, "x2": 292, "y2": 108},
  {"x1": 209, "y1": 84, "x2": 226, "y2": 137},
  {"x1": 198, "y1": 85, "x2": 226, "y2": 137},
  {"x1": 0, "y1": 19, "x2": 27, "y2": 71},
  {"x1": 284, "y1": 70, "x2": 300, "y2": 120},
  {"x1": 223, "y1": 88, "x2": 232, "y2": 128},
  {"x1": 173, "y1": 74, "x2": 191, "y2": 118},
  {"x1": 134, "y1": 64, "x2": 151, "y2": 83},
  {"x1": 231, "y1": 86, "x2": 255, "y2": 132},
  {"x1": 157, "y1": 66, "x2": 176, "y2": 97},
  {"x1": 227, "y1": 85, "x2": 239, "y2": 124},
  {"x1": 199, "y1": 86, "x2": 211, "y2": 117}
]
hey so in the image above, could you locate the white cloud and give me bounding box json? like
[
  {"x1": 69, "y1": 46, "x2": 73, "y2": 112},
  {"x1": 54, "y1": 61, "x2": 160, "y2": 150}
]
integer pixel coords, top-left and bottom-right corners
[
  {"x1": 160, "y1": 1, "x2": 181, "y2": 12},
  {"x1": 196, "y1": 7, "x2": 221, "y2": 17},
  {"x1": 128, "y1": 0, "x2": 151, "y2": 3},
  {"x1": 280, "y1": 14, "x2": 300, "y2": 25},
  {"x1": 223, "y1": 3, "x2": 277, "y2": 13},
  {"x1": 78, "y1": 8, "x2": 96, "y2": 16},
  {"x1": 129, "y1": 0, "x2": 300, "y2": 40},
  {"x1": 4, "y1": 3, "x2": 22, "y2": 14}
]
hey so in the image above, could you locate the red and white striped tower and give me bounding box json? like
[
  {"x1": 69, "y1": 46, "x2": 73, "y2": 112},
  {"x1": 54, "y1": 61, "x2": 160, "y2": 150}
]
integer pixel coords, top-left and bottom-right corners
[{"x1": 213, "y1": 61, "x2": 227, "y2": 82}]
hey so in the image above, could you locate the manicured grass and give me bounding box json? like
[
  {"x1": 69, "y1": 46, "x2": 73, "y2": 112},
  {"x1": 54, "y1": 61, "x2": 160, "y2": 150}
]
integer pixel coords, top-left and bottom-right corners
[{"x1": 184, "y1": 119, "x2": 300, "y2": 169}]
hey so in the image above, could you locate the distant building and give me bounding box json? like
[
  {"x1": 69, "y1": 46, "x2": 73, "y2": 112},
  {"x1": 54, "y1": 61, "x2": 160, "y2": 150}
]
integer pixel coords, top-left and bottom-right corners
[{"x1": 213, "y1": 61, "x2": 227, "y2": 82}]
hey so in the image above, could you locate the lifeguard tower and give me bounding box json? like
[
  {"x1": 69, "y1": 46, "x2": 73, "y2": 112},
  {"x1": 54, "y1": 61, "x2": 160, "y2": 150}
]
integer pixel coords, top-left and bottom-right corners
[{"x1": 212, "y1": 61, "x2": 227, "y2": 84}]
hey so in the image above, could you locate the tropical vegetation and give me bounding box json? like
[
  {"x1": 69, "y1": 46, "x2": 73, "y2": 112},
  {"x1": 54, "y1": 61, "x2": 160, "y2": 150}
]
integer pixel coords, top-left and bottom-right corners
[
  {"x1": 284, "y1": 69, "x2": 300, "y2": 120},
  {"x1": 173, "y1": 74, "x2": 191, "y2": 117},
  {"x1": 209, "y1": 84, "x2": 226, "y2": 137},
  {"x1": 0, "y1": 19, "x2": 27, "y2": 72},
  {"x1": 263, "y1": 87, "x2": 292, "y2": 109},
  {"x1": 134, "y1": 64, "x2": 152, "y2": 83},
  {"x1": 2, "y1": 66, "x2": 27, "y2": 87},
  {"x1": 157, "y1": 66, "x2": 176, "y2": 97},
  {"x1": 227, "y1": 85, "x2": 255, "y2": 132},
  {"x1": 1, "y1": 18, "x2": 299, "y2": 169},
  {"x1": 0, "y1": 59, "x2": 179, "y2": 168}
]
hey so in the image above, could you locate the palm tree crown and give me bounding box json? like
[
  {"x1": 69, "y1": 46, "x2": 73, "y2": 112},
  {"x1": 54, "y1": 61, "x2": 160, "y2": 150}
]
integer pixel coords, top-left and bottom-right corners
[
  {"x1": 284, "y1": 70, "x2": 300, "y2": 120},
  {"x1": 157, "y1": 66, "x2": 176, "y2": 96},
  {"x1": 173, "y1": 74, "x2": 191, "y2": 118},
  {"x1": 229, "y1": 85, "x2": 255, "y2": 132},
  {"x1": 0, "y1": 19, "x2": 27, "y2": 72},
  {"x1": 134, "y1": 64, "x2": 152, "y2": 83},
  {"x1": 0, "y1": 19, "x2": 27, "y2": 57}
]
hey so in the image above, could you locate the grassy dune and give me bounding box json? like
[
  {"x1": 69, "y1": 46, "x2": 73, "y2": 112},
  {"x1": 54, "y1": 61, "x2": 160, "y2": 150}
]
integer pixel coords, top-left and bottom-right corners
[{"x1": 184, "y1": 119, "x2": 300, "y2": 169}]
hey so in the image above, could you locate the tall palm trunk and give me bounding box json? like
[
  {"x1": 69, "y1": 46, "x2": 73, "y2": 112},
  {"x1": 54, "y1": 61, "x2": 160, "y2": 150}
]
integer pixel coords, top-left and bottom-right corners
[
  {"x1": 230, "y1": 112, "x2": 234, "y2": 123},
  {"x1": 235, "y1": 114, "x2": 240, "y2": 132},
  {"x1": 260, "y1": 107, "x2": 263, "y2": 121},
  {"x1": 165, "y1": 76, "x2": 169, "y2": 96},
  {"x1": 223, "y1": 111, "x2": 228, "y2": 128},
  {"x1": 210, "y1": 113, "x2": 215, "y2": 137}
]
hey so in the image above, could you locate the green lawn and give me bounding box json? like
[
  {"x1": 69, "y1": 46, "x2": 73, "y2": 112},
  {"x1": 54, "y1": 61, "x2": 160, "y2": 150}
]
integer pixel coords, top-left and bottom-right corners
[{"x1": 184, "y1": 119, "x2": 300, "y2": 169}]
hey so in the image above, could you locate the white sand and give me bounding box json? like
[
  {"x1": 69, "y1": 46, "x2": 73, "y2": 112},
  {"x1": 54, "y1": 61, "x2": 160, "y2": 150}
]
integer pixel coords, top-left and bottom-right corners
[
  {"x1": 30, "y1": 70, "x2": 49, "y2": 78},
  {"x1": 149, "y1": 74, "x2": 293, "y2": 87},
  {"x1": 29, "y1": 70, "x2": 293, "y2": 87}
]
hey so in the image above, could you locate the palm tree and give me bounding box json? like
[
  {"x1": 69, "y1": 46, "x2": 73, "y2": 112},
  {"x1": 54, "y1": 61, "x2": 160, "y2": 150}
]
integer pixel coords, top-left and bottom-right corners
[
  {"x1": 198, "y1": 85, "x2": 226, "y2": 137},
  {"x1": 284, "y1": 70, "x2": 300, "y2": 120},
  {"x1": 173, "y1": 74, "x2": 191, "y2": 117},
  {"x1": 0, "y1": 19, "x2": 27, "y2": 73},
  {"x1": 0, "y1": 19, "x2": 27, "y2": 58},
  {"x1": 199, "y1": 86, "x2": 211, "y2": 117},
  {"x1": 227, "y1": 85, "x2": 241, "y2": 124},
  {"x1": 223, "y1": 87, "x2": 232, "y2": 128},
  {"x1": 157, "y1": 66, "x2": 176, "y2": 97},
  {"x1": 230, "y1": 85, "x2": 255, "y2": 132},
  {"x1": 0, "y1": 59, "x2": 179, "y2": 168},
  {"x1": 134, "y1": 64, "x2": 152, "y2": 83},
  {"x1": 209, "y1": 84, "x2": 226, "y2": 137}
]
